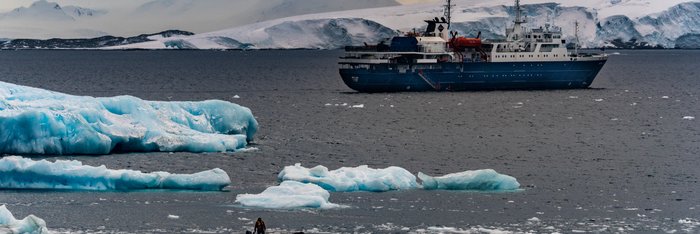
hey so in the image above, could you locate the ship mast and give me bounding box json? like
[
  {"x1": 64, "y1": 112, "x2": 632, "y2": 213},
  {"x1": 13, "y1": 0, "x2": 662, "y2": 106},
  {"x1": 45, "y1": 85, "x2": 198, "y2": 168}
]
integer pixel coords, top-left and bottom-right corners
[
  {"x1": 511, "y1": 0, "x2": 526, "y2": 40},
  {"x1": 514, "y1": 0, "x2": 525, "y2": 25},
  {"x1": 575, "y1": 20, "x2": 580, "y2": 55},
  {"x1": 444, "y1": 0, "x2": 454, "y2": 29}
]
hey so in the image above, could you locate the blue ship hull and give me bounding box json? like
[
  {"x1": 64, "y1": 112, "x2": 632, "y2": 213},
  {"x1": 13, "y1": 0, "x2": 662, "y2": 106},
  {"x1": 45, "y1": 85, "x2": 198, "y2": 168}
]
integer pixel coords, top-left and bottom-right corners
[{"x1": 340, "y1": 60, "x2": 607, "y2": 92}]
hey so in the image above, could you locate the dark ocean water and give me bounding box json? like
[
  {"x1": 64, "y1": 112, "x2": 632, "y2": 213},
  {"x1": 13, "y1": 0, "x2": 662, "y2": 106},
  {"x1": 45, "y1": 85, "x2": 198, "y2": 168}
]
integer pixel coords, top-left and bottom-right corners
[{"x1": 0, "y1": 50, "x2": 698, "y2": 233}]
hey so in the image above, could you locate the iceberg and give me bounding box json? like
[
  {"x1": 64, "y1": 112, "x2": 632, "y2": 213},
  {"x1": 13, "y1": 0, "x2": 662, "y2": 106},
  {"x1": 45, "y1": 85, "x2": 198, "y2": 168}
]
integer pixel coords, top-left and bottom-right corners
[
  {"x1": 278, "y1": 164, "x2": 418, "y2": 192},
  {"x1": 418, "y1": 169, "x2": 520, "y2": 191},
  {"x1": 235, "y1": 181, "x2": 344, "y2": 209},
  {"x1": 0, "y1": 81, "x2": 258, "y2": 155},
  {"x1": 0, "y1": 156, "x2": 230, "y2": 191},
  {"x1": 0, "y1": 205, "x2": 49, "y2": 234}
]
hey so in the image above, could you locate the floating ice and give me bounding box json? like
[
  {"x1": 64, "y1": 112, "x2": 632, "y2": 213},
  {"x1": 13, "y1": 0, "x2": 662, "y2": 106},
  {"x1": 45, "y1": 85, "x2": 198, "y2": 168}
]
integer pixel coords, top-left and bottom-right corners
[
  {"x1": 278, "y1": 164, "x2": 418, "y2": 192},
  {"x1": 0, "y1": 81, "x2": 258, "y2": 155},
  {"x1": 683, "y1": 116, "x2": 695, "y2": 120},
  {"x1": 0, "y1": 205, "x2": 49, "y2": 234},
  {"x1": 235, "y1": 181, "x2": 344, "y2": 209},
  {"x1": 418, "y1": 169, "x2": 520, "y2": 191},
  {"x1": 0, "y1": 156, "x2": 230, "y2": 191}
]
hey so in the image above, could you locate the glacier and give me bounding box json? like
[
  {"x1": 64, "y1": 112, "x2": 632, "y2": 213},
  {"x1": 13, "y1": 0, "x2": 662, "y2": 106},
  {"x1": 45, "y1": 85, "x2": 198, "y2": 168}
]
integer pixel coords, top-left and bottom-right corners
[
  {"x1": 278, "y1": 163, "x2": 418, "y2": 192},
  {"x1": 0, "y1": 81, "x2": 258, "y2": 155},
  {"x1": 109, "y1": 0, "x2": 700, "y2": 49},
  {"x1": 235, "y1": 181, "x2": 345, "y2": 209},
  {"x1": 0, "y1": 205, "x2": 49, "y2": 234},
  {"x1": 0, "y1": 156, "x2": 231, "y2": 191},
  {"x1": 418, "y1": 170, "x2": 520, "y2": 191}
]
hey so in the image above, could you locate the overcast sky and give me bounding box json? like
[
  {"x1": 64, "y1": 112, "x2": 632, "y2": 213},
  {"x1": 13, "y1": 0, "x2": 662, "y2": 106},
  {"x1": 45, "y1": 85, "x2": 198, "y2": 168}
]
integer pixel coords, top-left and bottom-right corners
[{"x1": 0, "y1": 0, "x2": 442, "y2": 12}]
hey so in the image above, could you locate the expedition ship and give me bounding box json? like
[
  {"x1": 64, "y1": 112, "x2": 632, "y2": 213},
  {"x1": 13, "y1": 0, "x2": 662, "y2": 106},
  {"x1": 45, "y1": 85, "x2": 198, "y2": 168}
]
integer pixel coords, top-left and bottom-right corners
[{"x1": 338, "y1": 0, "x2": 607, "y2": 92}]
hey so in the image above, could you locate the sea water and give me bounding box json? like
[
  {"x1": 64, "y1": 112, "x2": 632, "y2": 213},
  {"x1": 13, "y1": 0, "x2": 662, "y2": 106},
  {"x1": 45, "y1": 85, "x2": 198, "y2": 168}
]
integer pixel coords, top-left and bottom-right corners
[{"x1": 0, "y1": 50, "x2": 698, "y2": 233}]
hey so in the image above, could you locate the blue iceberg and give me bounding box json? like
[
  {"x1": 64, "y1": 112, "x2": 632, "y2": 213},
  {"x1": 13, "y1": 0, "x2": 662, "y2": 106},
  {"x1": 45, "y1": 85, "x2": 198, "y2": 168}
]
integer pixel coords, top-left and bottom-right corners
[
  {"x1": 235, "y1": 181, "x2": 345, "y2": 209},
  {"x1": 0, "y1": 81, "x2": 258, "y2": 155},
  {"x1": 278, "y1": 164, "x2": 418, "y2": 192},
  {"x1": 418, "y1": 169, "x2": 520, "y2": 191},
  {"x1": 0, "y1": 156, "x2": 230, "y2": 191},
  {"x1": 0, "y1": 205, "x2": 48, "y2": 234}
]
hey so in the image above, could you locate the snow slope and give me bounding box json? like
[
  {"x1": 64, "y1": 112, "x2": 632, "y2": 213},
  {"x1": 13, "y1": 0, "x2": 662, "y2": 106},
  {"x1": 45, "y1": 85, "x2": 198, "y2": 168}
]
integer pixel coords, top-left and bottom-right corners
[
  {"x1": 0, "y1": 81, "x2": 258, "y2": 155},
  {"x1": 113, "y1": 0, "x2": 700, "y2": 49},
  {"x1": 0, "y1": 156, "x2": 231, "y2": 191}
]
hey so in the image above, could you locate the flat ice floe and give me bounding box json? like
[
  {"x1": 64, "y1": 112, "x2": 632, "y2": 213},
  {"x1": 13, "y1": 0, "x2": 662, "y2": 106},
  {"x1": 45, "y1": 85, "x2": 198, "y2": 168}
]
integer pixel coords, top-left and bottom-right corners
[
  {"x1": 235, "y1": 181, "x2": 345, "y2": 209},
  {"x1": 278, "y1": 164, "x2": 418, "y2": 192},
  {"x1": 0, "y1": 81, "x2": 258, "y2": 155},
  {"x1": 0, "y1": 205, "x2": 49, "y2": 234},
  {"x1": 0, "y1": 156, "x2": 230, "y2": 191},
  {"x1": 418, "y1": 169, "x2": 520, "y2": 191}
]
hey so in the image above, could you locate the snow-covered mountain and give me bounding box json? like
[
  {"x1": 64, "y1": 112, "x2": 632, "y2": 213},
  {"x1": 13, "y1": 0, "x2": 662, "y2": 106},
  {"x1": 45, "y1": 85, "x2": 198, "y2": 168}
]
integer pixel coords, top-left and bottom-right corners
[
  {"x1": 62, "y1": 6, "x2": 107, "y2": 18},
  {"x1": 0, "y1": 0, "x2": 76, "y2": 21},
  {"x1": 0, "y1": 0, "x2": 109, "y2": 39},
  {"x1": 0, "y1": 0, "x2": 399, "y2": 39},
  {"x1": 125, "y1": 0, "x2": 400, "y2": 36},
  {"x1": 112, "y1": 0, "x2": 700, "y2": 49}
]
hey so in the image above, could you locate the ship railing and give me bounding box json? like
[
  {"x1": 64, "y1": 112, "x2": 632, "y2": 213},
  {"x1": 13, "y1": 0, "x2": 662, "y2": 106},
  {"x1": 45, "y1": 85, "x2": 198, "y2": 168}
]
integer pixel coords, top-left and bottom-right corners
[
  {"x1": 345, "y1": 45, "x2": 422, "y2": 53},
  {"x1": 344, "y1": 46, "x2": 390, "y2": 52}
]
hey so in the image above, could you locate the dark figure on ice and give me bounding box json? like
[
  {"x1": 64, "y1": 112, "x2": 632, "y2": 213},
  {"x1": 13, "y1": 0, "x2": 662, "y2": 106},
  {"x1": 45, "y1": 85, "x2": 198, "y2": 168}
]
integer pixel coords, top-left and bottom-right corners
[{"x1": 254, "y1": 217, "x2": 266, "y2": 234}]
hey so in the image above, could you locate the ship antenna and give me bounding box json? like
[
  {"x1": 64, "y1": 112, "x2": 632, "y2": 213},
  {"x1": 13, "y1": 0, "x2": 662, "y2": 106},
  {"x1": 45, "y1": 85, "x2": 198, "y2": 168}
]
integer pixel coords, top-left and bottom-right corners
[{"x1": 444, "y1": 0, "x2": 454, "y2": 29}]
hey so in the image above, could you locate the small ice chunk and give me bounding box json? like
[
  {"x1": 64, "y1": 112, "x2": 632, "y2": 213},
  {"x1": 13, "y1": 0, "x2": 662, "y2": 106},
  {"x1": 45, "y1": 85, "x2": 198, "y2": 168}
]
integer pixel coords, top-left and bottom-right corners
[
  {"x1": 0, "y1": 156, "x2": 231, "y2": 191},
  {"x1": 278, "y1": 164, "x2": 418, "y2": 192},
  {"x1": 568, "y1": 96, "x2": 579, "y2": 99},
  {"x1": 418, "y1": 169, "x2": 520, "y2": 191},
  {"x1": 0, "y1": 205, "x2": 49, "y2": 234},
  {"x1": 683, "y1": 116, "x2": 695, "y2": 120},
  {"x1": 235, "y1": 181, "x2": 345, "y2": 209},
  {"x1": 167, "y1": 215, "x2": 179, "y2": 219},
  {"x1": 594, "y1": 99, "x2": 604, "y2": 102},
  {"x1": 324, "y1": 103, "x2": 332, "y2": 106},
  {"x1": 662, "y1": 96, "x2": 670, "y2": 99},
  {"x1": 351, "y1": 104, "x2": 365, "y2": 108},
  {"x1": 528, "y1": 217, "x2": 540, "y2": 222},
  {"x1": 233, "y1": 95, "x2": 240, "y2": 99}
]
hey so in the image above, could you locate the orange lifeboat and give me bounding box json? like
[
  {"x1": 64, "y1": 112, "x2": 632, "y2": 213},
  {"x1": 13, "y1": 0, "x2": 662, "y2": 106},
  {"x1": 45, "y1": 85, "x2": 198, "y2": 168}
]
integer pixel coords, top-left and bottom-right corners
[{"x1": 452, "y1": 37, "x2": 482, "y2": 48}]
